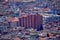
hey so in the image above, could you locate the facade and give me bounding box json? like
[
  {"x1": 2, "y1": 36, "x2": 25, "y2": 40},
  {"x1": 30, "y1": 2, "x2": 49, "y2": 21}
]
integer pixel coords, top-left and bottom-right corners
[
  {"x1": 22, "y1": 0, "x2": 36, "y2": 2},
  {"x1": 19, "y1": 13, "x2": 43, "y2": 29},
  {"x1": 5, "y1": 0, "x2": 36, "y2": 2}
]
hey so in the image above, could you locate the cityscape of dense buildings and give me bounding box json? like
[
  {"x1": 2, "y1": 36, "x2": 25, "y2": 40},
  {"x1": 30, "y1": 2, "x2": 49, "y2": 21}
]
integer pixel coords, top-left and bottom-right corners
[{"x1": 0, "y1": 0, "x2": 60, "y2": 40}]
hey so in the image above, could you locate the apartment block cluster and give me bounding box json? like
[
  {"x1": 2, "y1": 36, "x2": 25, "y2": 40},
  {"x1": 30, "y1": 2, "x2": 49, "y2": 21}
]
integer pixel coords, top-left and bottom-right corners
[{"x1": 0, "y1": 0, "x2": 60, "y2": 40}]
